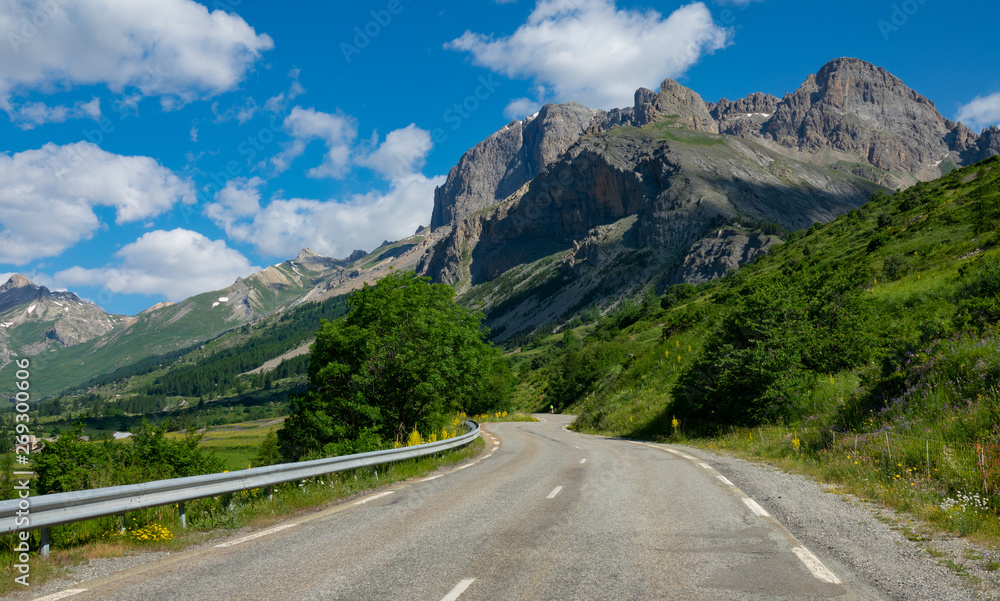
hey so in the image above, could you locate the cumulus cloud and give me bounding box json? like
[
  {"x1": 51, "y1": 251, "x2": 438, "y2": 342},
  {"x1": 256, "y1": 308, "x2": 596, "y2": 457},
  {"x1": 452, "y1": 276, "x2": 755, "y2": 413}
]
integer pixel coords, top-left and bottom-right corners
[
  {"x1": 446, "y1": 0, "x2": 730, "y2": 110},
  {"x1": 10, "y1": 97, "x2": 101, "y2": 129},
  {"x1": 956, "y1": 92, "x2": 1000, "y2": 132},
  {"x1": 0, "y1": 142, "x2": 195, "y2": 264},
  {"x1": 356, "y1": 125, "x2": 434, "y2": 179},
  {"x1": 0, "y1": 0, "x2": 273, "y2": 110},
  {"x1": 209, "y1": 125, "x2": 443, "y2": 260},
  {"x1": 54, "y1": 229, "x2": 260, "y2": 302},
  {"x1": 271, "y1": 107, "x2": 357, "y2": 178},
  {"x1": 205, "y1": 176, "x2": 265, "y2": 230}
]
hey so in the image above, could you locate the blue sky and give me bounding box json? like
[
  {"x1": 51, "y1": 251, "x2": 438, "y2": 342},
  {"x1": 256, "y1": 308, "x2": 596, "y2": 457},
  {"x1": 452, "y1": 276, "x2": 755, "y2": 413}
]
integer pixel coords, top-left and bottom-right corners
[{"x1": 1, "y1": 0, "x2": 998, "y2": 316}]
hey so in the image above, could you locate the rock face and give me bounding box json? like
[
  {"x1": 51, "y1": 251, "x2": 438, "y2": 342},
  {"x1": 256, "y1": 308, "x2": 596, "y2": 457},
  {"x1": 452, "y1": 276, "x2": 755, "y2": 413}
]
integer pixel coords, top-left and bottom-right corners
[
  {"x1": 760, "y1": 58, "x2": 961, "y2": 172},
  {"x1": 973, "y1": 126, "x2": 1000, "y2": 162},
  {"x1": 710, "y1": 92, "x2": 780, "y2": 137},
  {"x1": 430, "y1": 102, "x2": 599, "y2": 228},
  {"x1": 634, "y1": 79, "x2": 719, "y2": 132},
  {"x1": 672, "y1": 228, "x2": 781, "y2": 284},
  {"x1": 423, "y1": 123, "x2": 875, "y2": 294}
]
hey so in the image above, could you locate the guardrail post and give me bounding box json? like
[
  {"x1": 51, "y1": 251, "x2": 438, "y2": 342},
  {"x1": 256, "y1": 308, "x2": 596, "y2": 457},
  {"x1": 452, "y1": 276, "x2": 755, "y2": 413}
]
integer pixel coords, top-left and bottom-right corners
[
  {"x1": 265, "y1": 486, "x2": 272, "y2": 501},
  {"x1": 40, "y1": 528, "x2": 50, "y2": 558},
  {"x1": 178, "y1": 502, "x2": 187, "y2": 529}
]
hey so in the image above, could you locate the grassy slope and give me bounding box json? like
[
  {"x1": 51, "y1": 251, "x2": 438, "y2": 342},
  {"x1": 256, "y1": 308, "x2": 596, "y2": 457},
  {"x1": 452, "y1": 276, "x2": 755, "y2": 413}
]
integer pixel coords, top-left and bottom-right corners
[{"x1": 531, "y1": 157, "x2": 1000, "y2": 436}]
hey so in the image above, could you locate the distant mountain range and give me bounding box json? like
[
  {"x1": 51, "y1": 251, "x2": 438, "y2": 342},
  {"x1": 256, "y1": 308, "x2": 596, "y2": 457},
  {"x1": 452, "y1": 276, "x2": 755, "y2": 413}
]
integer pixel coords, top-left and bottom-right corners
[{"x1": 3, "y1": 57, "x2": 996, "y2": 397}]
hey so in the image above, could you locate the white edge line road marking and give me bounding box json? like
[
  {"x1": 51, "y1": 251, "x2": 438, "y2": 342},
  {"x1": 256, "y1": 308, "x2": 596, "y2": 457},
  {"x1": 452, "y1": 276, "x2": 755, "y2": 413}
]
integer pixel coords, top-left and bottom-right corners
[
  {"x1": 353, "y1": 490, "x2": 395, "y2": 506},
  {"x1": 421, "y1": 474, "x2": 444, "y2": 482},
  {"x1": 33, "y1": 591, "x2": 87, "y2": 601},
  {"x1": 580, "y1": 458, "x2": 587, "y2": 464},
  {"x1": 629, "y1": 441, "x2": 843, "y2": 586},
  {"x1": 793, "y1": 546, "x2": 843, "y2": 584},
  {"x1": 214, "y1": 524, "x2": 298, "y2": 548},
  {"x1": 547, "y1": 486, "x2": 563, "y2": 499},
  {"x1": 441, "y1": 578, "x2": 476, "y2": 601},
  {"x1": 742, "y1": 497, "x2": 770, "y2": 518}
]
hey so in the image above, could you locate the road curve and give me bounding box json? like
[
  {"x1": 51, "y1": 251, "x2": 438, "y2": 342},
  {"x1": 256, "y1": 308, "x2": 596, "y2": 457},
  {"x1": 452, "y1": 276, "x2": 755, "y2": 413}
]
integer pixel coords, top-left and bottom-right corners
[{"x1": 31, "y1": 415, "x2": 889, "y2": 600}]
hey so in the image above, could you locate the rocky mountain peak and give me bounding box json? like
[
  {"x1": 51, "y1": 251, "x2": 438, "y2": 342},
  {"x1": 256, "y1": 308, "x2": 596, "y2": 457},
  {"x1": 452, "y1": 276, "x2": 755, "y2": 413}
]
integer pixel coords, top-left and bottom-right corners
[
  {"x1": 0, "y1": 275, "x2": 42, "y2": 314},
  {"x1": 290, "y1": 248, "x2": 344, "y2": 273},
  {"x1": 635, "y1": 79, "x2": 718, "y2": 132},
  {"x1": 761, "y1": 57, "x2": 957, "y2": 172},
  {"x1": 430, "y1": 101, "x2": 600, "y2": 229},
  {"x1": 1, "y1": 274, "x2": 36, "y2": 292},
  {"x1": 296, "y1": 248, "x2": 322, "y2": 261}
]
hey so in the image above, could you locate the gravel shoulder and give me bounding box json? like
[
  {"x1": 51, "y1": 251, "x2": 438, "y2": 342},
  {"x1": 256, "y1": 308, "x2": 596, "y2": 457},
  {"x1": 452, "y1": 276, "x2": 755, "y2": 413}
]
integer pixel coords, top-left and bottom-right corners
[{"x1": 673, "y1": 443, "x2": 1000, "y2": 601}]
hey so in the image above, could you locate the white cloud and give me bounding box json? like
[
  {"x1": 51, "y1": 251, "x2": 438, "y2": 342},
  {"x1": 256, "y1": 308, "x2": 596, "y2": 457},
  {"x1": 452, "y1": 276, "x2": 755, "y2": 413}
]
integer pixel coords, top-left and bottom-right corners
[
  {"x1": 446, "y1": 0, "x2": 730, "y2": 109},
  {"x1": 10, "y1": 97, "x2": 101, "y2": 129},
  {"x1": 0, "y1": 142, "x2": 195, "y2": 264},
  {"x1": 272, "y1": 107, "x2": 357, "y2": 178},
  {"x1": 0, "y1": 0, "x2": 273, "y2": 109},
  {"x1": 956, "y1": 92, "x2": 1000, "y2": 132},
  {"x1": 212, "y1": 97, "x2": 259, "y2": 124},
  {"x1": 205, "y1": 176, "x2": 265, "y2": 230},
  {"x1": 211, "y1": 126, "x2": 443, "y2": 260},
  {"x1": 265, "y1": 69, "x2": 306, "y2": 113},
  {"x1": 356, "y1": 125, "x2": 433, "y2": 179},
  {"x1": 55, "y1": 229, "x2": 260, "y2": 301},
  {"x1": 504, "y1": 97, "x2": 543, "y2": 120},
  {"x1": 219, "y1": 174, "x2": 444, "y2": 259}
]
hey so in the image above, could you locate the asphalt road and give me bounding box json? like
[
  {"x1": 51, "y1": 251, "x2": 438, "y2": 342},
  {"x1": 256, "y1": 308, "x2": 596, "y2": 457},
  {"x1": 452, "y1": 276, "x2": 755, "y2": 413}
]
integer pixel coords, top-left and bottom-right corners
[{"x1": 33, "y1": 415, "x2": 889, "y2": 600}]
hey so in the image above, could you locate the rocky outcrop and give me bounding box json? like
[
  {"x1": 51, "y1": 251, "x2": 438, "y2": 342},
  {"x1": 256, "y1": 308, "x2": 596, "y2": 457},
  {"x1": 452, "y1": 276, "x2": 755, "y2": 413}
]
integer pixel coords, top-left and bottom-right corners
[
  {"x1": 430, "y1": 102, "x2": 599, "y2": 228},
  {"x1": 972, "y1": 126, "x2": 1000, "y2": 163},
  {"x1": 424, "y1": 123, "x2": 875, "y2": 292},
  {"x1": 710, "y1": 92, "x2": 780, "y2": 137},
  {"x1": 672, "y1": 227, "x2": 781, "y2": 284},
  {"x1": 633, "y1": 79, "x2": 719, "y2": 132}
]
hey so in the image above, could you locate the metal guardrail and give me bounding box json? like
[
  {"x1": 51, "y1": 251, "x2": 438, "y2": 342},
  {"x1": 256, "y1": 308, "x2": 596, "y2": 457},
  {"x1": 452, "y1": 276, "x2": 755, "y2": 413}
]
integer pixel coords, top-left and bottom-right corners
[{"x1": 1, "y1": 421, "x2": 480, "y2": 554}]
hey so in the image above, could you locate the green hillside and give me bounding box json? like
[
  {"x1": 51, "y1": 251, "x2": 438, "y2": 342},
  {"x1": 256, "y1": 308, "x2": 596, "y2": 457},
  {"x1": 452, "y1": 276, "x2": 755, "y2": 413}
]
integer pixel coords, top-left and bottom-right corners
[
  {"x1": 514, "y1": 156, "x2": 999, "y2": 432},
  {"x1": 510, "y1": 157, "x2": 1000, "y2": 536}
]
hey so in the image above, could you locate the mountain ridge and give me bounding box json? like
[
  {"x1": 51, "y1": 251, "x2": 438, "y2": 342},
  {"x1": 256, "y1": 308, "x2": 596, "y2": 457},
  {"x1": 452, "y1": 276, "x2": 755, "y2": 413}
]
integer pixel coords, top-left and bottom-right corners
[{"x1": 6, "y1": 56, "x2": 996, "y2": 396}]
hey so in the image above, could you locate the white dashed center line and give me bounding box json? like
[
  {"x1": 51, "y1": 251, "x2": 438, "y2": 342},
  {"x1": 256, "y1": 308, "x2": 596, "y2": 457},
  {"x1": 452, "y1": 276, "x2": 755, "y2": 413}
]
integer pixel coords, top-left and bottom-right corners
[
  {"x1": 580, "y1": 458, "x2": 587, "y2": 464},
  {"x1": 353, "y1": 491, "x2": 395, "y2": 505},
  {"x1": 547, "y1": 486, "x2": 563, "y2": 499},
  {"x1": 440, "y1": 578, "x2": 476, "y2": 601},
  {"x1": 32, "y1": 591, "x2": 88, "y2": 601},
  {"x1": 215, "y1": 524, "x2": 298, "y2": 548}
]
